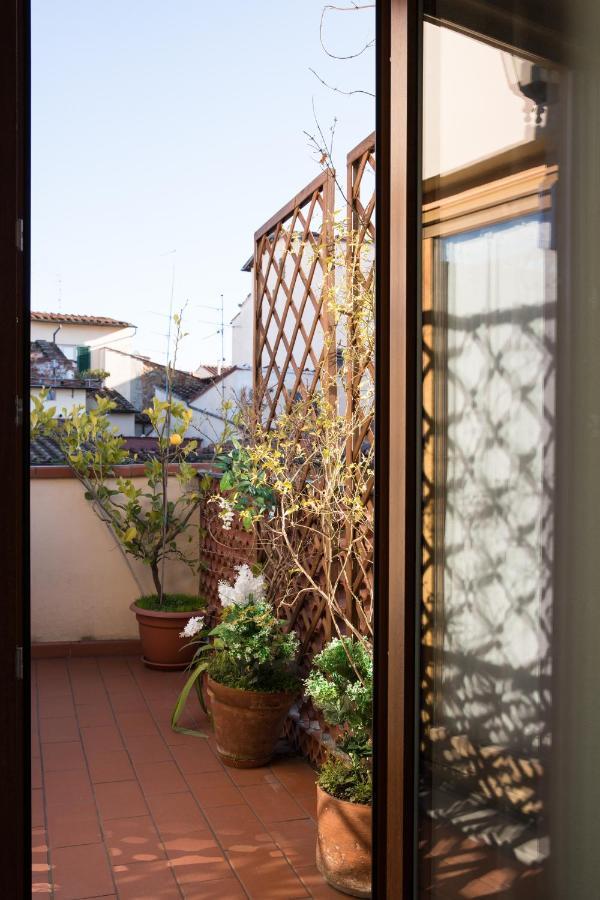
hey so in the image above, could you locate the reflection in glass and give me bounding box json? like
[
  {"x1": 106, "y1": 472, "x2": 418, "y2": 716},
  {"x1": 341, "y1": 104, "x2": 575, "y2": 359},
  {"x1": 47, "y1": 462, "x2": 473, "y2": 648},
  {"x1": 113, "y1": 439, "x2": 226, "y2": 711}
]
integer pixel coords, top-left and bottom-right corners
[{"x1": 419, "y1": 18, "x2": 558, "y2": 898}]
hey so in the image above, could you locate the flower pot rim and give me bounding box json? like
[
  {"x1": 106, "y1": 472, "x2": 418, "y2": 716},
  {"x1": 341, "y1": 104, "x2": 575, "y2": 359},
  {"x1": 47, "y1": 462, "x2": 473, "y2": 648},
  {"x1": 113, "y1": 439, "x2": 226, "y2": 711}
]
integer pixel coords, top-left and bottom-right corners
[
  {"x1": 206, "y1": 674, "x2": 297, "y2": 702},
  {"x1": 130, "y1": 601, "x2": 205, "y2": 620},
  {"x1": 317, "y1": 781, "x2": 372, "y2": 811}
]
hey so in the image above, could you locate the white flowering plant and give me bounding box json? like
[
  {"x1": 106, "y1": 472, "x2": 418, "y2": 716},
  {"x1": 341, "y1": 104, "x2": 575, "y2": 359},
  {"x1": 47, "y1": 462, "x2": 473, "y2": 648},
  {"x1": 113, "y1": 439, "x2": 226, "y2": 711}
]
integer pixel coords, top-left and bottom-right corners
[
  {"x1": 217, "y1": 564, "x2": 266, "y2": 608},
  {"x1": 304, "y1": 637, "x2": 373, "y2": 805},
  {"x1": 179, "y1": 615, "x2": 205, "y2": 639},
  {"x1": 171, "y1": 565, "x2": 300, "y2": 736}
]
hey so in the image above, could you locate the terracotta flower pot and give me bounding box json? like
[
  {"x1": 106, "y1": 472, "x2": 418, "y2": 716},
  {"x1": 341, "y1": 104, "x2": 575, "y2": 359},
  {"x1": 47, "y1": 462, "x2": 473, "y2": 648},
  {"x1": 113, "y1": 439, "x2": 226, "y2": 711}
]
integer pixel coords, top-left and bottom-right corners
[
  {"x1": 316, "y1": 784, "x2": 372, "y2": 898},
  {"x1": 130, "y1": 602, "x2": 203, "y2": 671},
  {"x1": 206, "y1": 676, "x2": 295, "y2": 768}
]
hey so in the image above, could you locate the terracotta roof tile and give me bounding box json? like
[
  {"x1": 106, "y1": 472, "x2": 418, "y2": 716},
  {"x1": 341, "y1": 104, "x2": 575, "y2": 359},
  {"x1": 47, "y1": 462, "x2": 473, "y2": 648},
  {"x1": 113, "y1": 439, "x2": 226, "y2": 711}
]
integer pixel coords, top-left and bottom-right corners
[{"x1": 31, "y1": 311, "x2": 133, "y2": 328}]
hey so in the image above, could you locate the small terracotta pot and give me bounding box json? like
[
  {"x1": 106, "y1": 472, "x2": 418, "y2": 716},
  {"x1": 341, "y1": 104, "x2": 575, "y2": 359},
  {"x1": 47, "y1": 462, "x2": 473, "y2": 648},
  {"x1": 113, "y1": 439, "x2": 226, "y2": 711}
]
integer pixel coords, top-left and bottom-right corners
[
  {"x1": 206, "y1": 676, "x2": 295, "y2": 768},
  {"x1": 316, "y1": 784, "x2": 372, "y2": 898},
  {"x1": 130, "y1": 602, "x2": 203, "y2": 670}
]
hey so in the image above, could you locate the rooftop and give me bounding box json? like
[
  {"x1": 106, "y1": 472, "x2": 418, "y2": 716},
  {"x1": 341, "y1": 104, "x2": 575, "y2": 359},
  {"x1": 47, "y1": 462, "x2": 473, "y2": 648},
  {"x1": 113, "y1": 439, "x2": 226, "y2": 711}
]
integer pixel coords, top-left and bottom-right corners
[
  {"x1": 108, "y1": 349, "x2": 236, "y2": 405},
  {"x1": 32, "y1": 312, "x2": 134, "y2": 329}
]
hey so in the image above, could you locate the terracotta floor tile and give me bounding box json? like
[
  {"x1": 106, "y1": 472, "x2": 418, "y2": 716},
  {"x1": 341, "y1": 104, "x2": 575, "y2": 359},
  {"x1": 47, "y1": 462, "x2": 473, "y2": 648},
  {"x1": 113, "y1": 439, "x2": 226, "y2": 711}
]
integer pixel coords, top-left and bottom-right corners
[
  {"x1": 67, "y1": 657, "x2": 100, "y2": 674},
  {"x1": 124, "y1": 732, "x2": 172, "y2": 764},
  {"x1": 76, "y1": 701, "x2": 115, "y2": 727},
  {"x1": 99, "y1": 657, "x2": 132, "y2": 673},
  {"x1": 165, "y1": 830, "x2": 231, "y2": 885},
  {"x1": 102, "y1": 671, "x2": 138, "y2": 692},
  {"x1": 39, "y1": 715, "x2": 80, "y2": 744},
  {"x1": 81, "y1": 723, "x2": 124, "y2": 753},
  {"x1": 112, "y1": 858, "x2": 181, "y2": 898},
  {"x1": 170, "y1": 741, "x2": 222, "y2": 774},
  {"x1": 295, "y1": 863, "x2": 348, "y2": 899},
  {"x1": 103, "y1": 814, "x2": 166, "y2": 865},
  {"x1": 95, "y1": 779, "x2": 149, "y2": 820},
  {"x1": 87, "y1": 749, "x2": 135, "y2": 784},
  {"x1": 289, "y1": 787, "x2": 317, "y2": 819},
  {"x1": 205, "y1": 804, "x2": 272, "y2": 850},
  {"x1": 161, "y1": 725, "x2": 208, "y2": 747},
  {"x1": 147, "y1": 791, "x2": 209, "y2": 838},
  {"x1": 109, "y1": 688, "x2": 145, "y2": 712},
  {"x1": 135, "y1": 759, "x2": 188, "y2": 796},
  {"x1": 32, "y1": 754, "x2": 42, "y2": 790},
  {"x1": 227, "y1": 765, "x2": 278, "y2": 786},
  {"x1": 186, "y1": 770, "x2": 243, "y2": 809},
  {"x1": 71, "y1": 680, "x2": 109, "y2": 705},
  {"x1": 239, "y1": 782, "x2": 308, "y2": 823},
  {"x1": 32, "y1": 789, "x2": 45, "y2": 829},
  {"x1": 46, "y1": 800, "x2": 102, "y2": 848},
  {"x1": 271, "y1": 756, "x2": 318, "y2": 791},
  {"x1": 270, "y1": 759, "x2": 318, "y2": 817},
  {"x1": 117, "y1": 710, "x2": 161, "y2": 739},
  {"x1": 179, "y1": 877, "x2": 248, "y2": 899},
  {"x1": 32, "y1": 730, "x2": 41, "y2": 760},
  {"x1": 42, "y1": 740, "x2": 87, "y2": 773},
  {"x1": 32, "y1": 657, "x2": 322, "y2": 898},
  {"x1": 31, "y1": 828, "x2": 51, "y2": 894},
  {"x1": 51, "y1": 842, "x2": 114, "y2": 900},
  {"x1": 227, "y1": 842, "x2": 309, "y2": 899},
  {"x1": 269, "y1": 818, "x2": 317, "y2": 868},
  {"x1": 38, "y1": 693, "x2": 75, "y2": 719},
  {"x1": 44, "y1": 768, "x2": 94, "y2": 807}
]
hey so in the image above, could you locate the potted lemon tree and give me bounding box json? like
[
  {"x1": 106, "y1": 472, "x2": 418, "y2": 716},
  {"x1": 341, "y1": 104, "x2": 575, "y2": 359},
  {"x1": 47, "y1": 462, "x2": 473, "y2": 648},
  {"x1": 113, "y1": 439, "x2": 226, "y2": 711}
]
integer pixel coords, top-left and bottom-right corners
[{"x1": 30, "y1": 315, "x2": 209, "y2": 669}]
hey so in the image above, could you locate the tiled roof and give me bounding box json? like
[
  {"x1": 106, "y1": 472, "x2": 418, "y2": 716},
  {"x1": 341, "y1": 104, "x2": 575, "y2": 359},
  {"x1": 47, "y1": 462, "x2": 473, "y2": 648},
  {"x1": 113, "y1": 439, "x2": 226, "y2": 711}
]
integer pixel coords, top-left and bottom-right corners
[
  {"x1": 30, "y1": 436, "x2": 65, "y2": 466},
  {"x1": 30, "y1": 435, "x2": 209, "y2": 467},
  {"x1": 92, "y1": 387, "x2": 137, "y2": 414},
  {"x1": 194, "y1": 364, "x2": 236, "y2": 379},
  {"x1": 100, "y1": 349, "x2": 236, "y2": 405},
  {"x1": 31, "y1": 312, "x2": 133, "y2": 328},
  {"x1": 141, "y1": 363, "x2": 233, "y2": 404}
]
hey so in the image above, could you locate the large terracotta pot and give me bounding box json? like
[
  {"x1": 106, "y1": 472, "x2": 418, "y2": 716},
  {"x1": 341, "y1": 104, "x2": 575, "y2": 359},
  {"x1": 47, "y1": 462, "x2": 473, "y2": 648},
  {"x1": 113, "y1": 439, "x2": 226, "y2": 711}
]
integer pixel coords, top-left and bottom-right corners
[
  {"x1": 206, "y1": 676, "x2": 295, "y2": 768},
  {"x1": 130, "y1": 602, "x2": 203, "y2": 670},
  {"x1": 316, "y1": 784, "x2": 372, "y2": 898}
]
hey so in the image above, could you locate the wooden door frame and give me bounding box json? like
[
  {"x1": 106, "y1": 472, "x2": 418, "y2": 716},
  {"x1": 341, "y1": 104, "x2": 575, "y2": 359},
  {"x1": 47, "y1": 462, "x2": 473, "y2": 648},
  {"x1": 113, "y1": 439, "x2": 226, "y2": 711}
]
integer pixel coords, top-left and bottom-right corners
[
  {"x1": 0, "y1": 0, "x2": 30, "y2": 894},
  {"x1": 374, "y1": 0, "x2": 421, "y2": 896}
]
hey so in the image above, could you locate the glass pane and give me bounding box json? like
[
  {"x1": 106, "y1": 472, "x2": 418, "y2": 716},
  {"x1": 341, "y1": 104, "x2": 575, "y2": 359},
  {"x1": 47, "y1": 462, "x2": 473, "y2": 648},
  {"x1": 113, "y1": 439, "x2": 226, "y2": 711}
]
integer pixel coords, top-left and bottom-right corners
[
  {"x1": 419, "y1": 15, "x2": 559, "y2": 899},
  {"x1": 419, "y1": 1, "x2": 600, "y2": 895}
]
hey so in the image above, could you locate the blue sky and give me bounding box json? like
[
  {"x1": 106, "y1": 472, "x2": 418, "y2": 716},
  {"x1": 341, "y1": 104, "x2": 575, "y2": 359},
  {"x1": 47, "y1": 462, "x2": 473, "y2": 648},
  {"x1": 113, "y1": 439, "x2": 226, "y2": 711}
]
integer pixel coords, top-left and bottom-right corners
[{"x1": 32, "y1": 1, "x2": 374, "y2": 370}]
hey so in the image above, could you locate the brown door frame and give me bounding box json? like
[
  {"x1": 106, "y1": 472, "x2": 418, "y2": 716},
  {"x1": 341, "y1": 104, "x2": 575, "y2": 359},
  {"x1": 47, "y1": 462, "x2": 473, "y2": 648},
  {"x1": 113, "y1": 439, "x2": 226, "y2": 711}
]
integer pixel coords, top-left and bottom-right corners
[
  {"x1": 374, "y1": 0, "x2": 421, "y2": 896},
  {"x1": 0, "y1": 0, "x2": 30, "y2": 894}
]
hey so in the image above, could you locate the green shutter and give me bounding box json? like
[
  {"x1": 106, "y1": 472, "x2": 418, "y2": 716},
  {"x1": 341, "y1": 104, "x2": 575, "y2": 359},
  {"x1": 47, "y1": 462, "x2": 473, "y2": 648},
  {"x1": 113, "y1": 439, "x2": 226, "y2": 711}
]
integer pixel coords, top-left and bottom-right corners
[{"x1": 77, "y1": 346, "x2": 91, "y2": 373}]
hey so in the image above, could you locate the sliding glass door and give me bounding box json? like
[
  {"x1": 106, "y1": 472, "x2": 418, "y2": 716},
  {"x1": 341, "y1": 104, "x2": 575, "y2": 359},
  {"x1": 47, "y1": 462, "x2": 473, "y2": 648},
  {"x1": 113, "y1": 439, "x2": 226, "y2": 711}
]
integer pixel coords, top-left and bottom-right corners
[{"x1": 416, "y1": 2, "x2": 600, "y2": 897}]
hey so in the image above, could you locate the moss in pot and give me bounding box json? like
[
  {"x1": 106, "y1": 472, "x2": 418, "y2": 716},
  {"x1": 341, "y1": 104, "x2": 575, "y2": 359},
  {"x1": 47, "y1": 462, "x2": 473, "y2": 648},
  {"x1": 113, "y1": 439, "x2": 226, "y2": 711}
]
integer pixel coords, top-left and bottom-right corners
[
  {"x1": 305, "y1": 637, "x2": 373, "y2": 898},
  {"x1": 172, "y1": 564, "x2": 301, "y2": 767}
]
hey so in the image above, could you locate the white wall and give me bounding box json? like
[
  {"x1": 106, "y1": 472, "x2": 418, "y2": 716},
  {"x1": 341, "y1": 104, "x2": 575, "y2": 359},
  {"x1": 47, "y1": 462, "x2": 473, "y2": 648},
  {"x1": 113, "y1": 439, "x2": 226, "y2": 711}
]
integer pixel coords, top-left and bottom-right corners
[
  {"x1": 189, "y1": 368, "x2": 253, "y2": 444},
  {"x1": 31, "y1": 322, "x2": 135, "y2": 361},
  {"x1": 231, "y1": 294, "x2": 254, "y2": 367},
  {"x1": 30, "y1": 473, "x2": 201, "y2": 643},
  {"x1": 31, "y1": 385, "x2": 87, "y2": 417},
  {"x1": 98, "y1": 348, "x2": 145, "y2": 403}
]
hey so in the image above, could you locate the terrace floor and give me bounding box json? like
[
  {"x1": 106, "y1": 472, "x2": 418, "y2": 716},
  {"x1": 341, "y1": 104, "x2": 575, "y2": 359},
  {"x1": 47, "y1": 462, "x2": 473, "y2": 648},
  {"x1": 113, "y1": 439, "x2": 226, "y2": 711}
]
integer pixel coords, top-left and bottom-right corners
[{"x1": 31, "y1": 656, "x2": 341, "y2": 899}]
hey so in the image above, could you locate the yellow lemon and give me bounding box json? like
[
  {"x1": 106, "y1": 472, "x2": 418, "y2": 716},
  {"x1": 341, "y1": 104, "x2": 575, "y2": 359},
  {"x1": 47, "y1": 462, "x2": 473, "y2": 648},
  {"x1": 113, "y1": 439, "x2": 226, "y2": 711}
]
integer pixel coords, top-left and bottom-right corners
[{"x1": 169, "y1": 433, "x2": 183, "y2": 446}]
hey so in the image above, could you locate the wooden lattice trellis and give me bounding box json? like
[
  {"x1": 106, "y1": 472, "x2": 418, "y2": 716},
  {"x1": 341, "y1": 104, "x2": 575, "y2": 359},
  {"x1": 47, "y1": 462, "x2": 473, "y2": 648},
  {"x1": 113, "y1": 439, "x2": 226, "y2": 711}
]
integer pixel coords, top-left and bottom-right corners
[
  {"x1": 346, "y1": 133, "x2": 375, "y2": 631},
  {"x1": 250, "y1": 136, "x2": 377, "y2": 761}
]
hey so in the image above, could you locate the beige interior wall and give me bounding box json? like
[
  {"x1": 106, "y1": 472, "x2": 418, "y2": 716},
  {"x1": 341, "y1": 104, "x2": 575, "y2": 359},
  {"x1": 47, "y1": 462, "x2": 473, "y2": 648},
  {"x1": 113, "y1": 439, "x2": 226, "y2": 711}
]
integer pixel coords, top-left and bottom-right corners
[{"x1": 30, "y1": 474, "x2": 200, "y2": 643}]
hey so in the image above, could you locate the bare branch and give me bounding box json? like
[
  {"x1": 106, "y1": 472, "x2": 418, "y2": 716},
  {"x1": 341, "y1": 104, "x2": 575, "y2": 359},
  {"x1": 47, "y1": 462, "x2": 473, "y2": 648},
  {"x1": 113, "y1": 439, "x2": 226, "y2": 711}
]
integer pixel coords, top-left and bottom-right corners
[
  {"x1": 309, "y1": 67, "x2": 375, "y2": 99},
  {"x1": 319, "y1": 3, "x2": 375, "y2": 61}
]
